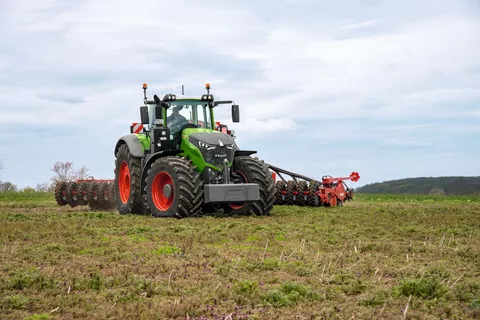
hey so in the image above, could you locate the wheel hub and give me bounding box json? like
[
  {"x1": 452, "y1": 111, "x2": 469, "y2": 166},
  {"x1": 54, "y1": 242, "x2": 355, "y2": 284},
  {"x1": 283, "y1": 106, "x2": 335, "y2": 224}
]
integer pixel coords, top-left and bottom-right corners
[{"x1": 163, "y1": 184, "x2": 172, "y2": 198}]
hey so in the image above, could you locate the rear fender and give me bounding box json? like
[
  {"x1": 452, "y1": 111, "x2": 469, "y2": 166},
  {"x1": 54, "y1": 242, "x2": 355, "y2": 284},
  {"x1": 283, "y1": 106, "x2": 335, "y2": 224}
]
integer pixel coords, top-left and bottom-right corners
[{"x1": 115, "y1": 135, "x2": 145, "y2": 158}]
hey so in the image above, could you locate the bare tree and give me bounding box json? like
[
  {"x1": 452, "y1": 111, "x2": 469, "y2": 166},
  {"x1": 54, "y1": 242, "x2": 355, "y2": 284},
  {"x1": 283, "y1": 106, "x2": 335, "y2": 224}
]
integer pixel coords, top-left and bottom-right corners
[
  {"x1": 35, "y1": 182, "x2": 51, "y2": 192},
  {"x1": 0, "y1": 181, "x2": 18, "y2": 192},
  {"x1": 50, "y1": 161, "x2": 90, "y2": 184}
]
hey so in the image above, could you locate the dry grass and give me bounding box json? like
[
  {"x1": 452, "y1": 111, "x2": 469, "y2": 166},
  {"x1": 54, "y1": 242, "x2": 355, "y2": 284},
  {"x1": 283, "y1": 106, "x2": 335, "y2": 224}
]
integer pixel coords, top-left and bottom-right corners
[{"x1": 0, "y1": 193, "x2": 479, "y2": 319}]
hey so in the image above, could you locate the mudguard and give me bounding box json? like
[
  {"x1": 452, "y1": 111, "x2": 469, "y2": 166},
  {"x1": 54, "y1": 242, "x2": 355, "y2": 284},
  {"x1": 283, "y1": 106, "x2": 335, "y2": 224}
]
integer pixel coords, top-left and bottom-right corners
[
  {"x1": 234, "y1": 150, "x2": 257, "y2": 157},
  {"x1": 114, "y1": 135, "x2": 145, "y2": 158}
]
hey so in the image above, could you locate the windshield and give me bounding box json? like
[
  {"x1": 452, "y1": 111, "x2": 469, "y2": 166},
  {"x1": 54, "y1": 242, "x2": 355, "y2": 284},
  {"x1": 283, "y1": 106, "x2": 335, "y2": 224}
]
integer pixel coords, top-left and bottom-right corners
[{"x1": 166, "y1": 100, "x2": 211, "y2": 134}]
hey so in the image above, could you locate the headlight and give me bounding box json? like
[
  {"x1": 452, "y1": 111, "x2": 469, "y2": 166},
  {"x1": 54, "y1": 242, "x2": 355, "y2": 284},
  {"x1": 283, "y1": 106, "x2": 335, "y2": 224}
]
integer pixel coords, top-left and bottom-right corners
[{"x1": 199, "y1": 141, "x2": 216, "y2": 150}]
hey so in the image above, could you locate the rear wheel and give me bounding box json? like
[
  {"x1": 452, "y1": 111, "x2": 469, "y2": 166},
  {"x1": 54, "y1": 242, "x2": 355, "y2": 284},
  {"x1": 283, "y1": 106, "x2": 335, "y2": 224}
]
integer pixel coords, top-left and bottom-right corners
[
  {"x1": 144, "y1": 156, "x2": 203, "y2": 218},
  {"x1": 54, "y1": 182, "x2": 68, "y2": 206},
  {"x1": 223, "y1": 156, "x2": 275, "y2": 216},
  {"x1": 114, "y1": 144, "x2": 144, "y2": 214}
]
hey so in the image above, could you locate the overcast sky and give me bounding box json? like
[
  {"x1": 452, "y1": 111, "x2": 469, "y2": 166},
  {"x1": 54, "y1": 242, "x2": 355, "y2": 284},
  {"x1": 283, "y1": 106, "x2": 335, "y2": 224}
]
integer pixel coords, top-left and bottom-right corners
[{"x1": 0, "y1": 0, "x2": 479, "y2": 189}]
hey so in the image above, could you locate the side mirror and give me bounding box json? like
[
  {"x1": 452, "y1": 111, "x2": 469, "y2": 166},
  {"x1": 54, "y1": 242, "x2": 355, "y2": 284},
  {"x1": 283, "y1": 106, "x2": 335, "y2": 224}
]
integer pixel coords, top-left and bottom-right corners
[
  {"x1": 155, "y1": 106, "x2": 163, "y2": 120},
  {"x1": 140, "y1": 106, "x2": 149, "y2": 124},
  {"x1": 232, "y1": 104, "x2": 240, "y2": 123}
]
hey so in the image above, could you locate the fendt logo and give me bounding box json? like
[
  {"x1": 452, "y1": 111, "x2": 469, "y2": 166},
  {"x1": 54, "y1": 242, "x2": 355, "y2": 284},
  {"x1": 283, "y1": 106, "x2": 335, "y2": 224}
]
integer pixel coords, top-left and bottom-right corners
[{"x1": 215, "y1": 154, "x2": 227, "y2": 158}]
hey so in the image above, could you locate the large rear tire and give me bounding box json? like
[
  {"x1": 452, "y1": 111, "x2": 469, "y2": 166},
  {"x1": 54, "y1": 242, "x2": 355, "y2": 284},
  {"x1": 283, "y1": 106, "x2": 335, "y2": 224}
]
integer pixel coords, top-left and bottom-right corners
[
  {"x1": 114, "y1": 144, "x2": 144, "y2": 214},
  {"x1": 223, "y1": 156, "x2": 275, "y2": 216},
  {"x1": 144, "y1": 156, "x2": 203, "y2": 218}
]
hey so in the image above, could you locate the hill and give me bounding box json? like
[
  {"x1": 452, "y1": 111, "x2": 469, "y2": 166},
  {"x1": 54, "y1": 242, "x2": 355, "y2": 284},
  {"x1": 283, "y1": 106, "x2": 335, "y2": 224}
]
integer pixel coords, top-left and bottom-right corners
[{"x1": 356, "y1": 176, "x2": 480, "y2": 196}]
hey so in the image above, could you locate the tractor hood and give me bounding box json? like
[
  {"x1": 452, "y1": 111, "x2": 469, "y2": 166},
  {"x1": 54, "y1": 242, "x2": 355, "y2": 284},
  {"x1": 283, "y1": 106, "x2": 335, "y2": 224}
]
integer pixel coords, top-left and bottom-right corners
[
  {"x1": 182, "y1": 128, "x2": 236, "y2": 172},
  {"x1": 182, "y1": 128, "x2": 236, "y2": 148}
]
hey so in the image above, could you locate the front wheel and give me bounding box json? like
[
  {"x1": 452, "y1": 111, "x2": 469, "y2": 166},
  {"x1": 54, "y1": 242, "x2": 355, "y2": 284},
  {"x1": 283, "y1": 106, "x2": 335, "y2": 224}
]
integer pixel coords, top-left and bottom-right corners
[
  {"x1": 223, "y1": 156, "x2": 275, "y2": 216},
  {"x1": 144, "y1": 156, "x2": 203, "y2": 218}
]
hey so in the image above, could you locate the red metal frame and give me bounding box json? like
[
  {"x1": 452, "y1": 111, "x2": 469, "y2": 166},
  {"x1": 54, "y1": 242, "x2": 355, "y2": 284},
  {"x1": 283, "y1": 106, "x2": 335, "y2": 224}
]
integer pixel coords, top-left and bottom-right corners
[{"x1": 316, "y1": 172, "x2": 359, "y2": 206}]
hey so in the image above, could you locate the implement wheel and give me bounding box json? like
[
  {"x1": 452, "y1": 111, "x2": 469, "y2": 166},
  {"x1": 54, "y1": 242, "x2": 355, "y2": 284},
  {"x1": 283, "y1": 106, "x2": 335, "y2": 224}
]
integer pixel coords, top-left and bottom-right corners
[
  {"x1": 296, "y1": 181, "x2": 308, "y2": 206},
  {"x1": 223, "y1": 156, "x2": 275, "y2": 216},
  {"x1": 275, "y1": 180, "x2": 286, "y2": 205},
  {"x1": 307, "y1": 181, "x2": 321, "y2": 207},
  {"x1": 115, "y1": 144, "x2": 144, "y2": 214},
  {"x1": 54, "y1": 182, "x2": 68, "y2": 206},
  {"x1": 144, "y1": 156, "x2": 203, "y2": 218},
  {"x1": 88, "y1": 182, "x2": 101, "y2": 210},
  {"x1": 285, "y1": 180, "x2": 297, "y2": 205},
  {"x1": 77, "y1": 182, "x2": 90, "y2": 205},
  {"x1": 66, "y1": 182, "x2": 79, "y2": 207}
]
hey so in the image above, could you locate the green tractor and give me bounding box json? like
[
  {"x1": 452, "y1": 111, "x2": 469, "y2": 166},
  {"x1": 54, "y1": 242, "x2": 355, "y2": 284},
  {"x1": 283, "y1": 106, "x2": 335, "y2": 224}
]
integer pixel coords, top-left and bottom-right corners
[{"x1": 114, "y1": 83, "x2": 275, "y2": 218}]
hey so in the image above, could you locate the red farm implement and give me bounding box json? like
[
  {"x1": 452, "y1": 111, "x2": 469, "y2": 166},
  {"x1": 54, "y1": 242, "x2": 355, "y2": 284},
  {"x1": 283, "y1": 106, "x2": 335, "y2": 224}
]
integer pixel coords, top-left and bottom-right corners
[
  {"x1": 54, "y1": 177, "x2": 116, "y2": 210},
  {"x1": 268, "y1": 164, "x2": 360, "y2": 207}
]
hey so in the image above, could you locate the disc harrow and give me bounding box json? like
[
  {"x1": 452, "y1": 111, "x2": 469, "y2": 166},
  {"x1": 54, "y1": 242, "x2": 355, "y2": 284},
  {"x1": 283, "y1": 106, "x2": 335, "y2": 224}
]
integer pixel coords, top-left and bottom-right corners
[
  {"x1": 268, "y1": 164, "x2": 360, "y2": 207},
  {"x1": 54, "y1": 176, "x2": 116, "y2": 210}
]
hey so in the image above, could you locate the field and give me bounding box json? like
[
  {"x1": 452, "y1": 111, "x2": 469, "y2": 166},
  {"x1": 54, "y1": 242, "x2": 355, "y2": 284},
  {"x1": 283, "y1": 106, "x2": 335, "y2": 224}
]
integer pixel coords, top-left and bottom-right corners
[{"x1": 0, "y1": 192, "x2": 479, "y2": 319}]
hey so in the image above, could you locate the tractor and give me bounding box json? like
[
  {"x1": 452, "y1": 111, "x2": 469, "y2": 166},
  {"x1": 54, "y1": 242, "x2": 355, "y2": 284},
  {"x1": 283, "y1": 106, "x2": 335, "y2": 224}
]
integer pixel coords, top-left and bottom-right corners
[{"x1": 113, "y1": 84, "x2": 275, "y2": 218}]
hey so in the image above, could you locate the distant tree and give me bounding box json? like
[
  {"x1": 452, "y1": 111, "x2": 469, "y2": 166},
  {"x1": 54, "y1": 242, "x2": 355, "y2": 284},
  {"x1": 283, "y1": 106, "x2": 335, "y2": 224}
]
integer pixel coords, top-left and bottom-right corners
[
  {"x1": 357, "y1": 176, "x2": 480, "y2": 196},
  {"x1": 0, "y1": 181, "x2": 18, "y2": 192},
  {"x1": 429, "y1": 188, "x2": 446, "y2": 196},
  {"x1": 22, "y1": 186, "x2": 36, "y2": 193},
  {"x1": 50, "y1": 161, "x2": 90, "y2": 184},
  {"x1": 35, "y1": 182, "x2": 52, "y2": 192}
]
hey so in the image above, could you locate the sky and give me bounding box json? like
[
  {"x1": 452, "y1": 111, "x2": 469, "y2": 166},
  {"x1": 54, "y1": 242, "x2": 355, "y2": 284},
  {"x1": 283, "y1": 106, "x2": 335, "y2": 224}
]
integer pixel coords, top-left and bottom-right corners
[{"x1": 0, "y1": 0, "x2": 479, "y2": 189}]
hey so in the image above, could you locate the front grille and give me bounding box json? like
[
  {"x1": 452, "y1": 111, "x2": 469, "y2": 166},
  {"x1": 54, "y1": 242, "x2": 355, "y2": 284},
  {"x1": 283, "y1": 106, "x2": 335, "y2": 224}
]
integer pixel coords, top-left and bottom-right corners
[{"x1": 202, "y1": 146, "x2": 235, "y2": 170}]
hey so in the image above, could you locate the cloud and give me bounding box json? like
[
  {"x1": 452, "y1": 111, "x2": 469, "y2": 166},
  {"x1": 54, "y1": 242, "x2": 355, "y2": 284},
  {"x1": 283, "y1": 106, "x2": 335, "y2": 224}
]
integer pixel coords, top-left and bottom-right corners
[{"x1": 0, "y1": 0, "x2": 478, "y2": 189}]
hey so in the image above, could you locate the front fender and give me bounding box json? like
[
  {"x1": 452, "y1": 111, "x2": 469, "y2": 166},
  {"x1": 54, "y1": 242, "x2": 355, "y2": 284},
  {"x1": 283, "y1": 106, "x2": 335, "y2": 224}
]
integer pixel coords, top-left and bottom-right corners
[{"x1": 114, "y1": 135, "x2": 145, "y2": 158}]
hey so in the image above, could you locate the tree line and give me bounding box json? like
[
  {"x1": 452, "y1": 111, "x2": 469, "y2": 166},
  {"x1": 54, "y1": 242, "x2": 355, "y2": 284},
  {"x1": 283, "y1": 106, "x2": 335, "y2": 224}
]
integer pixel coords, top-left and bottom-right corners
[
  {"x1": 356, "y1": 176, "x2": 480, "y2": 196},
  {"x1": 0, "y1": 161, "x2": 90, "y2": 193}
]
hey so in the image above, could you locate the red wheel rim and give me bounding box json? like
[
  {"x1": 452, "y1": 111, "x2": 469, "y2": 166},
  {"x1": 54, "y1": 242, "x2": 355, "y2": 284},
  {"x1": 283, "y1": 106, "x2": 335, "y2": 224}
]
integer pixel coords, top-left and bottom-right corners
[
  {"x1": 229, "y1": 171, "x2": 247, "y2": 209},
  {"x1": 152, "y1": 172, "x2": 174, "y2": 211},
  {"x1": 119, "y1": 161, "x2": 130, "y2": 204}
]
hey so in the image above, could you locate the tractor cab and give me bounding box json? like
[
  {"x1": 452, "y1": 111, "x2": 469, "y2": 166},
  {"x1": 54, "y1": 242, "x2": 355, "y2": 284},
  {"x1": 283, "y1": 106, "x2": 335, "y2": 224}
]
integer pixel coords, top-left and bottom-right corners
[{"x1": 138, "y1": 84, "x2": 240, "y2": 152}]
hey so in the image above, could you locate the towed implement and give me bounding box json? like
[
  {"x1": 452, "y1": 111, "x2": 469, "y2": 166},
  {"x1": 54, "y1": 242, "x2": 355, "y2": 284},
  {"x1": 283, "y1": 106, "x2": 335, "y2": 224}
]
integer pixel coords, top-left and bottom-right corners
[
  {"x1": 54, "y1": 84, "x2": 360, "y2": 216},
  {"x1": 54, "y1": 177, "x2": 115, "y2": 210},
  {"x1": 270, "y1": 165, "x2": 360, "y2": 207}
]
